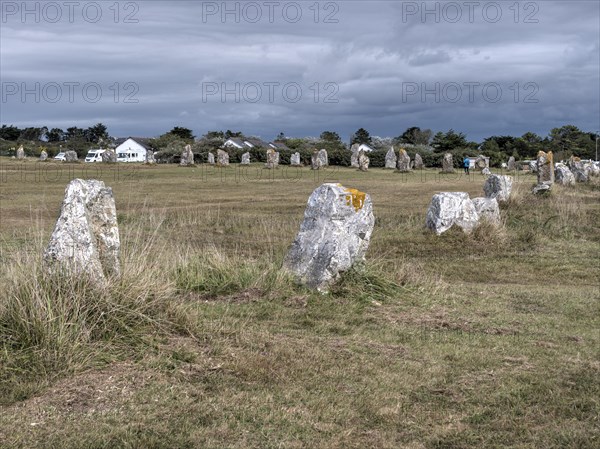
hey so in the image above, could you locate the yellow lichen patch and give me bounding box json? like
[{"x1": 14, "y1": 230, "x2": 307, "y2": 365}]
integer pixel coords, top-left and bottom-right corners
[{"x1": 344, "y1": 187, "x2": 366, "y2": 212}]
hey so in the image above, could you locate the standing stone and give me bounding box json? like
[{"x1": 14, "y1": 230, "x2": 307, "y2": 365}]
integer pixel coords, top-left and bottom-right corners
[
  {"x1": 350, "y1": 144, "x2": 360, "y2": 168},
  {"x1": 567, "y1": 156, "x2": 581, "y2": 171},
  {"x1": 573, "y1": 168, "x2": 589, "y2": 183},
  {"x1": 290, "y1": 152, "x2": 302, "y2": 166},
  {"x1": 414, "y1": 153, "x2": 424, "y2": 170},
  {"x1": 474, "y1": 155, "x2": 489, "y2": 170},
  {"x1": 472, "y1": 197, "x2": 501, "y2": 225},
  {"x1": 16, "y1": 145, "x2": 25, "y2": 160},
  {"x1": 568, "y1": 157, "x2": 589, "y2": 183},
  {"x1": 385, "y1": 147, "x2": 397, "y2": 169},
  {"x1": 44, "y1": 179, "x2": 120, "y2": 282},
  {"x1": 145, "y1": 150, "x2": 156, "y2": 164},
  {"x1": 396, "y1": 149, "x2": 411, "y2": 172},
  {"x1": 358, "y1": 150, "x2": 370, "y2": 172},
  {"x1": 241, "y1": 152, "x2": 250, "y2": 165},
  {"x1": 180, "y1": 145, "x2": 194, "y2": 166},
  {"x1": 532, "y1": 183, "x2": 552, "y2": 194},
  {"x1": 311, "y1": 149, "x2": 322, "y2": 170},
  {"x1": 207, "y1": 152, "x2": 215, "y2": 165},
  {"x1": 265, "y1": 149, "x2": 279, "y2": 169},
  {"x1": 536, "y1": 151, "x2": 554, "y2": 185},
  {"x1": 483, "y1": 175, "x2": 513, "y2": 202},
  {"x1": 507, "y1": 156, "x2": 516, "y2": 171},
  {"x1": 217, "y1": 149, "x2": 230, "y2": 167},
  {"x1": 39, "y1": 150, "x2": 48, "y2": 161},
  {"x1": 283, "y1": 183, "x2": 374, "y2": 293},
  {"x1": 481, "y1": 167, "x2": 492, "y2": 176},
  {"x1": 441, "y1": 153, "x2": 454, "y2": 173},
  {"x1": 65, "y1": 150, "x2": 78, "y2": 162},
  {"x1": 588, "y1": 162, "x2": 600, "y2": 177},
  {"x1": 555, "y1": 164, "x2": 575, "y2": 186},
  {"x1": 318, "y1": 149, "x2": 328, "y2": 166},
  {"x1": 425, "y1": 192, "x2": 479, "y2": 235},
  {"x1": 102, "y1": 150, "x2": 117, "y2": 163},
  {"x1": 528, "y1": 161, "x2": 538, "y2": 172}
]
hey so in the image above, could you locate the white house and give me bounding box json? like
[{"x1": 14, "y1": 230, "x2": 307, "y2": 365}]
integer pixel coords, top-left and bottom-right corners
[
  {"x1": 114, "y1": 137, "x2": 152, "y2": 162},
  {"x1": 357, "y1": 143, "x2": 376, "y2": 152}
]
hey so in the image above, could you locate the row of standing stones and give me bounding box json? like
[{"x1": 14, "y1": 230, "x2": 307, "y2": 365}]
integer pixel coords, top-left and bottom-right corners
[
  {"x1": 16, "y1": 144, "x2": 600, "y2": 182},
  {"x1": 41, "y1": 152, "x2": 598, "y2": 292},
  {"x1": 180, "y1": 145, "x2": 325, "y2": 170}
]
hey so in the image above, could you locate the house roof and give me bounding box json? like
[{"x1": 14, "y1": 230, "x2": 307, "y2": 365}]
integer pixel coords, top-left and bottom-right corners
[
  {"x1": 114, "y1": 137, "x2": 154, "y2": 151},
  {"x1": 225, "y1": 137, "x2": 272, "y2": 149}
]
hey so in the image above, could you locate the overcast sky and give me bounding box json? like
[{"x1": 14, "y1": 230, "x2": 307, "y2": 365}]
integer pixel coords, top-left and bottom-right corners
[{"x1": 1, "y1": 1, "x2": 599, "y2": 142}]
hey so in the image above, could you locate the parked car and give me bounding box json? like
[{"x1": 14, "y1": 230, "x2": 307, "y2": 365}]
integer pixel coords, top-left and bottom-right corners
[
  {"x1": 54, "y1": 152, "x2": 66, "y2": 161},
  {"x1": 84, "y1": 149, "x2": 106, "y2": 162}
]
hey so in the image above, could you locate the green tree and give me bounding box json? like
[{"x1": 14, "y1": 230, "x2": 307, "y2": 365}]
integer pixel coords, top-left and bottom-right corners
[
  {"x1": 19, "y1": 127, "x2": 45, "y2": 141},
  {"x1": 85, "y1": 123, "x2": 109, "y2": 144},
  {"x1": 66, "y1": 127, "x2": 86, "y2": 140},
  {"x1": 0, "y1": 125, "x2": 21, "y2": 140},
  {"x1": 431, "y1": 129, "x2": 468, "y2": 152},
  {"x1": 548, "y1": 125, "x2": 594, "y2": 157},
  {"x1": 350, "y1": 128, "x2": 371, "y2": 145},
  {"x1": 397, "y1": 126, "x2": 432, "y2": 145},
  {"x1": 203, "y1": 131, "x2": 224, "y2": 140},
  {"x1": 320, "y1": 131, "x2": 341, "y2": 142},
  {"x1": 168, "y1": 126, "x2": 195, "y2": 141},
  {"x1": 47, "y1": 128, "x2": 65, "y2": 142},
  {"x1": 225, "y1": 130, "x2": 243, "y2": 139}
]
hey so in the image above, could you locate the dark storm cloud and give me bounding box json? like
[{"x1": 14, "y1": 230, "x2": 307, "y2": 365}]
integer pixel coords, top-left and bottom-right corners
[{"x1": 1, "y1": 1, "x2": 598, "y2": 141}]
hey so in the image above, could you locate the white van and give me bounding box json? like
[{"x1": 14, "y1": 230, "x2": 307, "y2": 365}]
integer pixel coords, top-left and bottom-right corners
[
  {"x1": 84, "y1": 149, "x2": 106, "y2": 162},
  {"x1": 117, "y1": 150, "x2": 145, "y2": 163}
]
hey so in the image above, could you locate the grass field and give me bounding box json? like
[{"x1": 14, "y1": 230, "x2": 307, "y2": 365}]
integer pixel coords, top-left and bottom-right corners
[{"x1": 1, "y1": 159, "x2": 599, "y2": 448}]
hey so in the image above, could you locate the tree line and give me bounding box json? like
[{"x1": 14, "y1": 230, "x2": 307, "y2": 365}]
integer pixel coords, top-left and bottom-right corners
[{"x1": 1, "y1": 123, "x2": 597, "y2": 163}]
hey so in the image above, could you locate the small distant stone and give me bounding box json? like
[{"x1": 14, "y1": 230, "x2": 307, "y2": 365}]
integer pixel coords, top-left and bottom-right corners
[
  {"x1": 65, "y1": 150, "x2": 78, "y2": 162},
  {"x1": 426, "y1": 192, "x2": 479, "y2": 235},
  {"x1": 350, "y1": 144, "x2": 360, "y2": 168},
  {"x1": 483, "y1": 175, "x2": 512, "y2": 202},
  {"x1": 358, "y1": 150, "x2": 370, "y2": 172},
  {"x1": 536, "y1": 151, "x2": 554, "y2": 185},
  {"x1": 290, "y1": 152, "x2": 302, "y2": 167},
  {"x1": 265, "y1": 149, "x2": 279, "y2": 169},
  {"x1": 414, "y1": 153, "x2": 424, "y2": 170},
  {"x1": 555, "y1": 164, "x2": 575, "y2": 186},
  {"x1": 472, "y1": 197, "x2": 501, "y2": 225},
  {"x1": 102, "y1": 150, "x2": 117, "y2": 163},
  {"x1": 441, "y1": 153, "x2": 454, "y2": 173},
  {"x1": 507, "y1": 156, "x2": 516, "y2": 171},
  {"x1": 396, "y1": 149, "x2": 411, "y2": 172},
  {"x1": 39, "y1": 150, "x2": 48, "y2": 161},
  {"x1": 532, "y1": 182, "x2": 552, "y2": 194},
  {"x1": 318, "y1": 149, "x2": 328, "y2": 167},
  {"x1": 16, "y1": 145, "x2": 25, "y2": 160},
  {"x1": 145, "y1": 150, "x2": 156, "y2": 164},
  {"x1": 217, "y1": 149, "x2": 230, "y2": 167},
  {"x1": 180, "y1": 145, "x2": 194, "y2": 166},
  {"x1": 528, "y1": 161, "x2": 538, "y2": 173},
  {"x1": 385, "y1": 147, "x2": 397, "y2": 169},
  {"x1": 207, "y1": 152, "x2": 215, "y2": 165},
  {"x1": 241, "y1": 152, "x2": 250, "y2": 165}
]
